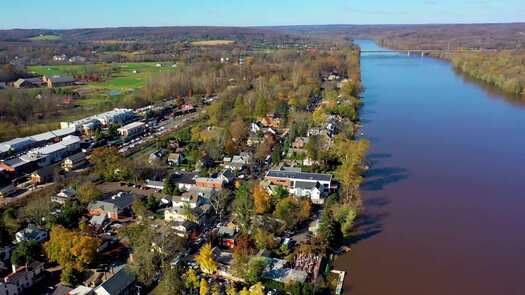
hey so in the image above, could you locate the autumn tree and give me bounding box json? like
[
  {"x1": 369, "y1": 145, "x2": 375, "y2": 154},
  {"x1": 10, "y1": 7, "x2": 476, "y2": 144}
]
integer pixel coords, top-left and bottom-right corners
[
  {"x1": 250, "y1": 283, "x2": 265, "y2": 295},
  {"x1": 195, "y1": 243, "x2": 217, "y2": 275},
  {"x1": 90, "y1": 147, "x2": 130, "y2": 181},
  {"x1": 200, "y1": 278, "x2": 209, "y2": 295},
  {"x1": 253, "y1": 185, "x2": 271, "y2": 214},
  {"x1": 44, "y1": 226, "x2": 98, "y2": 283},
  {"x1": 334, "y1": 138, "x2": 369, "y2": 204},
  {"x1": 76, "y1": 182, "x2": 102, "y2": 205}
]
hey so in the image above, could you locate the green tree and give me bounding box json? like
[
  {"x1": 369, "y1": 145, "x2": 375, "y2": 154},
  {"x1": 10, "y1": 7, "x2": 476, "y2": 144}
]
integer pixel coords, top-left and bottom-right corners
[
  {"x1": 154, "y1": 267, "x2": 184, "y2": 295},
  {"x1": 76, "y1": 182, "x2": 102, "y2": 205},
  {"x1": 184, "y1": 268, "x2": 200, "y2": 291},
  {"x1": 11, "y1": 240, "x2": 41, "y2": 266},
  {"x1": 233, "y1": 183, "x2": 254, "y2": 233}
]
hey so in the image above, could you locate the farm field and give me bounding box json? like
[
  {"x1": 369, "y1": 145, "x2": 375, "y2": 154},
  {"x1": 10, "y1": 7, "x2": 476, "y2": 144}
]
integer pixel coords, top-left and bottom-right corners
[
  {"x1": 191, "y1": 39, "x2": 235, "y2": 46},
  {"x1": 29, "y1": 34, "x2": 62, "y2": 41},
  {"x1": 28, "y1": 62, "x2": 178, "y2": 108}
]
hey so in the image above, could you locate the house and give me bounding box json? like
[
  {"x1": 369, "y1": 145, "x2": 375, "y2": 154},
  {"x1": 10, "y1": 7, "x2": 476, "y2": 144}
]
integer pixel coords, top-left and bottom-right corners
[
  {"x1": 62, "y1": 152, "x2": 87, "y2": 172},
  {"x1": 292, "y1": 137, "x2": 309, "y2": 149},
  {"x1": 170, "y1": 220, "x2": 197, "y2": 238},
  {"x1": 93, "y1": 108, "x2": 134, "y2": 127},
  {"x1": 0, "y1": 185, "x2": 16, "y2": 198},
  {"x1": 195, "y1": 177, "x2": 224, "y2": 189},
  {"x1": 164, "y1": 206, "x2": 187, "y2": 223},
  {"x1": 93, "y1": 265, "x2": 135, "y2": 295},
  {"x1": 265, "y1": 167, "x2": 333, "y2": 204},
  {"x1": 117, "y1": 122, "x2": 145, "y2": 139},
  {"x1": 53, "y1": 54, "x2": 67, "y2": 62},
  {"x1": 52, "y1": 188, "x2": 76, "y2": 205},
  {"x1": 43, "y1": 75, "x2": 75, "y2": 88},
  {"x1": 185, "y1": 187, "x2": 218, "y2": 200},
  {"x1": 169, "y1": 172, "x2": 197, "y2": 190},
  {"x1": 148, "y1": 149, "x2": 167, "y2": 165},
  {"x1": 223, "y1": 154, "x2": 251, "y2": 170},
  {"x1": 89, "y1": 214, "x2": 108, "y2": 233},
  {"x1": 145, "y1": 179, "x2": 164, "y2": 191},
  {"x1": 218, "y1": 168, "x2": 235, "y2": 184},
  {"x1": 217, "y1": 226, "x2": 236, "y2": 249},
  {"x1": 15, "y1": 226, "x2": 48, "y2": 244},
  {"x1": 3, "y1": 261, "x2": 45, "y2": 295},
  {"x1": 88, "y1": 192, "x2": 135, "y2": 220},
  {"x1": 259, "y1": 114, "x2": 281, "y2": 128},
  {"x1": 52, "y1": 284, "x2": 74, "y2": 295},
  {"x1": 31, "y1": 166, "x2": 56, "y2": 185},
  {"x1": 167, "y1": 153, "x2": 183, "y2": 166},
  {"x1": 68, "y1": 56, "x2": 87, "y2": 63},
  {"x1": 68, "y1": 286, "x2": 93, "y2": 295},
  {"x1": 172, "y1": 193, "x2": 201, "y2": 209},
  {"x1": 0, "y1": 157, "x2": 36, "y2": 175},
  {"x1": 250, "y1": 122, "x2": 262, "y2": 134},
  {"x1": 262, "y1": 257, "x2": 308, "y2": 284},
  {"x1": 13, "y1": 78, "x2": 43, "y2": 88}
]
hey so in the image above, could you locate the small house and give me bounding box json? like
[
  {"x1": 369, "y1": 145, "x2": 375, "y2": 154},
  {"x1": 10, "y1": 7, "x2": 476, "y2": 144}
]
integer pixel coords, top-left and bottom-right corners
[
  {"x1": 43, "y1": 75, "x2": 75, "y2": 88},
  {"x1": 169, "y1": 172, "x2": 197, "y2": 190},
  {"x1": 31, "y1": 166, "x2": 55, "y2": 185},
  {"x1": 52, "y1": 188, "x2": 76, "y2": 205},
  {"x1": 167, "y1": 153, "x2": 183, "y2": 166},
  {"x1": 92, "y1": 265, "x2": 136, "y2": 295},
  {"x1": 15, "y1": 226, "x2": 48, "y2": 244},
  {"x1": 88, "y1": 192, "x2": 135, "y2": 220},
  {"x1": 13, "y1": 78, "x2": 43, "y2": 89},
  {"x1": 62, "y1": 152, "x2": 87, "y2": 172},
  {"x1": 195, "y1": 177, "x2": 224, "y2": 189}
]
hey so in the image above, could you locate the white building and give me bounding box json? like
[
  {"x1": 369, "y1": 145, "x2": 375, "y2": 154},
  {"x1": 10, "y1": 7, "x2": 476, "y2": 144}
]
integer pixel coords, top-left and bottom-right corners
[
  {"x1": 15, "y1": 226, "x2": 48, "y2": 244},
  {"x1": 117, "y1": 121, "x2": 146, "y2": 139}
]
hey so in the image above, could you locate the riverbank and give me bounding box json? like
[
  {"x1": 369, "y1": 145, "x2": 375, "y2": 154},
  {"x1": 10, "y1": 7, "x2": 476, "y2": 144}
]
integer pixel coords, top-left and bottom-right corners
[{"x1": 371, "y1": 38, "x2": 525, "y2": 98}]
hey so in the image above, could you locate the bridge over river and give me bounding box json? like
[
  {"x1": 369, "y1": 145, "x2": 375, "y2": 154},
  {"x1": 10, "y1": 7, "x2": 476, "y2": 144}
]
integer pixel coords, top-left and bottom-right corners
[{"x1": 361, "y1": 48, "x2": 493, "y2": 56}]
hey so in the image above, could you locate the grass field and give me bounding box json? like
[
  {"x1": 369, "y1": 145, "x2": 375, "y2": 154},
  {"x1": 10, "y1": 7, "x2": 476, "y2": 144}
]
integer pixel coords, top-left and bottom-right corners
[
  {"x1": 29, "y1": 34, "x2": 62, "y2": 41},
  {"x1": 191, "y1": 40, "x2": 235, "y2": 46},
  {"x1": 28, "y1": 62, "x2": 177, "y2": 109},
  {"x1": 28, "y1": 62, "x2": 175, "y2": 91}
]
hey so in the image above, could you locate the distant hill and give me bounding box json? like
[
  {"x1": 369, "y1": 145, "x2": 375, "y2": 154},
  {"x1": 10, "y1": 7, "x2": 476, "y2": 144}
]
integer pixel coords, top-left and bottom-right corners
[
  {"x1": 269, "y1": 23, "x2": 525, "y2": 50},
  {"x1": 0, "y1": 26, "x2": 285, "y2": 43}
]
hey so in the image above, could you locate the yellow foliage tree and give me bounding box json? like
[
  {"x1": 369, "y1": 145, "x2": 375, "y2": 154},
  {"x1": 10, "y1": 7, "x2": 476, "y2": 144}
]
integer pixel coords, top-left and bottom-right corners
[
  {"x1": 200, "y1": 279, "x2": 209, "y2": 295},
  {"x1": 250, "y1": 283, "x2": 265, "y2": 295},
  {"x1": 253, "y1": 185, "x2": 271, "y2": 214},
  {"x1": 239, "y1": 287, "x2": 250, "y2": 295},
  {"x1": 195, "y1": 243, "x2": 217, "y2": 274},
  {"x1": 44, "y1": 226, "x2": 98, "y2": 278}
]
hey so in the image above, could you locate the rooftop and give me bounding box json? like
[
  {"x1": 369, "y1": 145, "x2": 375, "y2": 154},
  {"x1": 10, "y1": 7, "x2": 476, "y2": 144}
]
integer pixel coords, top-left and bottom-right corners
[{"x1": 266, "y1": 170, "x2": 332, "y2": 182}]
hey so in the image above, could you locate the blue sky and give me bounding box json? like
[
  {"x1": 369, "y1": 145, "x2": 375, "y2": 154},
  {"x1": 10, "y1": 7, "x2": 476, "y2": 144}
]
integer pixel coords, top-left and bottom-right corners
[{"x1": 1, "y1": 0, "x2": 523, "y2": 29}]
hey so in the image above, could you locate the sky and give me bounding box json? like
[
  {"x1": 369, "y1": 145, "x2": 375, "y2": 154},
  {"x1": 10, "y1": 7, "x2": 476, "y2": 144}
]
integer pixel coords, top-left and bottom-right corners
[{"x1": 1, "y1": 0, "x2": 524, "y2": 29}]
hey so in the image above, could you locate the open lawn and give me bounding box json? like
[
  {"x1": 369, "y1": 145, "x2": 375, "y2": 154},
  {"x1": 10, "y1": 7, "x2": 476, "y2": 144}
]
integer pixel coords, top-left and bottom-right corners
[
  {"x1": 26, "y1": 61, "x2": 177, "y2": 113},
  {"x1": 28, "y1": 62, "x2": 176, "y2": 91},
  {"x1": 191, "y1": 40, "x2": 235, "y2": 46},
  {"x1": 29, "y1": 34, "x2": 62, "y2": 41}
]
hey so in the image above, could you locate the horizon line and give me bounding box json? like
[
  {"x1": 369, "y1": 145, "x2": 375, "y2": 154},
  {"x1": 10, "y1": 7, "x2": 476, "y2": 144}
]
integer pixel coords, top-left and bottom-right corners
[{"x1": 1, "y1": 21, "x2": 524, "y2": 31}]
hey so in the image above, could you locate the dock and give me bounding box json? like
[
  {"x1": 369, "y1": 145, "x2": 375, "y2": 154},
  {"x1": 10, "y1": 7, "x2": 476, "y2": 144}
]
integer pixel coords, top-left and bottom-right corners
[{"x1": 331, "y1": 269, "x2": 346, "y2": 295}]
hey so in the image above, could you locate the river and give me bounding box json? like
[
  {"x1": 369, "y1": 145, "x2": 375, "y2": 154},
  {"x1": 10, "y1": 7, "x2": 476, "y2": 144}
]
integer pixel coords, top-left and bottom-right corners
[{"x1": 335, "y1": 40, "x2": 525, "y2": 295}]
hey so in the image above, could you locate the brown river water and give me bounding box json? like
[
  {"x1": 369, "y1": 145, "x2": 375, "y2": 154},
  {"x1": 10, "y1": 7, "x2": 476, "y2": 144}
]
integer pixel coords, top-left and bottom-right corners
[{"x1": 334, "y1": 40, "x2": 525, "y2": 295}]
